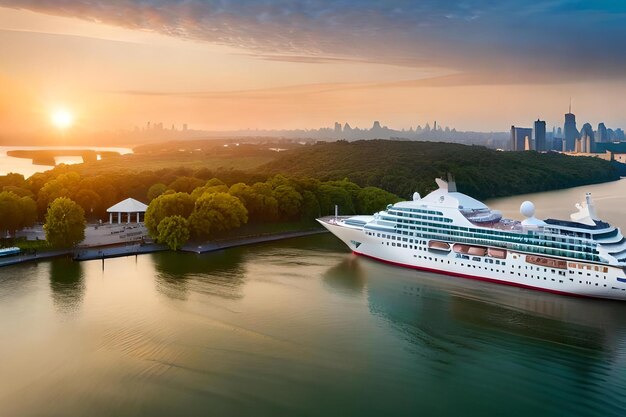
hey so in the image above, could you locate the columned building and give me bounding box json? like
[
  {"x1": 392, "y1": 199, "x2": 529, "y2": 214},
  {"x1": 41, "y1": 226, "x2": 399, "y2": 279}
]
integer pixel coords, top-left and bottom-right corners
[{"x1": 106, "y1": 198, "x2": 148, "y2": 224}]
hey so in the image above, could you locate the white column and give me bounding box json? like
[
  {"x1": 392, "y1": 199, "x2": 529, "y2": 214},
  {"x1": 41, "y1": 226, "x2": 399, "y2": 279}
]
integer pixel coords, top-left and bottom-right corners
[
  {"x1": 136, "y1": 212, "x2": 140, "y2": 223},
  {"x1": 109, "y1": 213, "x2": 112, "y2": 224},
  {"x1": 118, "y1": 212, "x2": 121, "y2": 224},
  {"x1": 127, "y1": 212, "x2": 130, "y2": 224}
]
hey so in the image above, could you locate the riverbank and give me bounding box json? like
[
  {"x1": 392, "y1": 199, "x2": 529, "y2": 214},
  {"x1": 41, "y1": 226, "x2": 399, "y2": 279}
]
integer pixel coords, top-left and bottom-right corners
[
  {"x1": 1, "y1": 228, "x2": 328, "y2": 268},
  {"x1": 180, "y1": 229, "x2": 328, "y2": 254},
  {"x1": 0, "y1": 248, "x2": 72, "y2": 267}
]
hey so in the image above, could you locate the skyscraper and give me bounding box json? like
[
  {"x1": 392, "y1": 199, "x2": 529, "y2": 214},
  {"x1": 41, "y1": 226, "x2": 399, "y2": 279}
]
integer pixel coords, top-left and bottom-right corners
[
  {"x1": 534, "y1": 119, "x2": 546, "y2": 151},
  {"x1": 563, "y1": 106, "x2": 579, "y2": 152},
  {"x1": 597, "y1": 123, "x2": 608, "y2": 143},
  {"x1": 580, "y1": 122, "x2": 595, "y2": 153},
  {"x1": 511, "y1": 126, "x2": 533, "y2": 151}
]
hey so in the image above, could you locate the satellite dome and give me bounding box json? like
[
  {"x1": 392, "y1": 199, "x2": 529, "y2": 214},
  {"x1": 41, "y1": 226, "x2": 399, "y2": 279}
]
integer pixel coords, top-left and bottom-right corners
[{"x1": 520, "y1": 201, "x2": 535, "y2": 218}]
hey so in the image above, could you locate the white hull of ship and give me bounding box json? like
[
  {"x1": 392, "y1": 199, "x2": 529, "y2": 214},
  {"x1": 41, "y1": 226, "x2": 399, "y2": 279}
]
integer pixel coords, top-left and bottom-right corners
[{"x1": 319, "y1": 219, "x2": 626, "y2": 301}]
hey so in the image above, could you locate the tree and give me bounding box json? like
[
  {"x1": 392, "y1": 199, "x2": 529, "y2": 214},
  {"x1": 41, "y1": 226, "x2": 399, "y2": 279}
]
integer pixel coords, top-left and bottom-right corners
[
  {"x1": 190, "y1": 178, "x2": 229, "y2": 200},
  {"x1": 2, "y1": 185, "x2": 34, "y2": 198},
  {"x1": 43, "y1": 197, "x2": 86, "y2": 248},
  {"x1": 251, "y1": 182, "x2": 279, "y2": 221},
  {"x1": 168, "y1": 176, "x2": 205, "y2": 193},
  {"x1": 145, "y1": 192, "x2": 195, "y2": 237},
  {"x1": 357, "y1": 187, "x2": 400, "y2": 214},
  {"x1": 229, "y1": 182, "x2": 278, "y2": 222},
  {"x1": 147, "y1": 183, "x2": 168, "y2": 201},
  {"x1": 300, "y1": 190, "x2": 321, "y2": 221},
  {"x1": 157, "y1": 215, "x2": 190, "y2": 250},
  {"x1": 0, "y1": 173, "x2": 26, "y2": 189},
  {"x1": 74, "y1": 189, "x2": 101, "y2": 217},
  {"x1": 188, "y1": 192, "x2": 248, "y2": 239},
  {"x1": 0, "y1": 191, "x2": 22, "y2": 236},
  {"x1": 36, "y1": 172, "x2": 81, "y2": 215},
  {"x1": 316, "y1": 184, "x2": 354, "y2": 216},
  {"x1": 272, "y1": 185, "x2": 302, "y2": 220},
  {"x1": 19, "y1": 196, "x2": 37, "y2": 229}
]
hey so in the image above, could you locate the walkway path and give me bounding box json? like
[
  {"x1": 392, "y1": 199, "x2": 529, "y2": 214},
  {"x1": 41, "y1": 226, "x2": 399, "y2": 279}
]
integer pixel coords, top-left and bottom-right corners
[{"x1": 0, "y1": 249, "x2": 72, "y2": 267}]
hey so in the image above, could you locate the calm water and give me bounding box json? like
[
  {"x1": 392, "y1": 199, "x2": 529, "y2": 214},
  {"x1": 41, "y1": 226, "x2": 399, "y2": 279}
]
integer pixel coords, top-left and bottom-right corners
[
  {"x1": 1, "y1": 180, "x2": 626, "y2": 417},
  {"x1": 0, "y1": 146, "x2": 133, "y2": 177}
]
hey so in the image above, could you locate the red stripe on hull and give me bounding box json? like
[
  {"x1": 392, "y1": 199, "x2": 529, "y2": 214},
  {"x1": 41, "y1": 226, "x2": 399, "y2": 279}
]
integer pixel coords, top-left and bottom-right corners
[{"x1": 352, "y1": 251, "x2": 593, "y2": 300}]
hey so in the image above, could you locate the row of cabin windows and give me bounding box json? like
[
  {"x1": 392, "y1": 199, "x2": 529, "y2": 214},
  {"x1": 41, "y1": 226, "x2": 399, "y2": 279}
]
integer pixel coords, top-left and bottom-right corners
[
  {"x1": 365, "y1": 226, "x2": 601, "y2": 262},
  {"x1": 388, "y1": 208, "x2": 444, "y2": 216},
  {"x1": 417, "y1": 231, "x2": 598, "y2": 262},
  {"x1": 386, "y1": 216, "x2": 596, "y2": 249},
  {"x1": 410, "y1": 254, "x2": 571, "y2": 284},
  {"x1": 401, "y1": 244, "x2": 618, "y2": 288},
  {"x1": 388, "y1": 219, "x2": 595, "y2": 251}
]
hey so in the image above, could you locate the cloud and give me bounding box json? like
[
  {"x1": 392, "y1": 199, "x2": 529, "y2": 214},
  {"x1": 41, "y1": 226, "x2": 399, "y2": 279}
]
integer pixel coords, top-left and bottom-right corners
[{"x1": 2, "y1": 1, "x2": 626, "y2": 83}]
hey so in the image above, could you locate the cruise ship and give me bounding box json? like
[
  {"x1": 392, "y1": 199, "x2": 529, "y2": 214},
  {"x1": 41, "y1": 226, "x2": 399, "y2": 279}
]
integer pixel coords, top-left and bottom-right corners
[{"x1": 318, "y1": 177, "x2": 626, "y2": 301}]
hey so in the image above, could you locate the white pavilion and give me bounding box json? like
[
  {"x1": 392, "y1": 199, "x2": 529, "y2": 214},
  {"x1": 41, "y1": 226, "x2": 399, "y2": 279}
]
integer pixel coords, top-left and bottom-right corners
[{"x1": 107, "y1": 198, "x2": 148, "y2": 224}]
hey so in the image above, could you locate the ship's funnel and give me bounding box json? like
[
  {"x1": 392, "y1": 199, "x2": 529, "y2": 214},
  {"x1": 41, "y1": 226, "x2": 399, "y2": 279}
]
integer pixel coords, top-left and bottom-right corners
[
  {"x1": 570, "y1": 193, "x2": 597, "y2": 226},
  {"x1": 447, "y1": 173, "x2": 457, "y2": 192},
  {"x1": 585, "y1": 193, "x2": 598, "y2": 219}
]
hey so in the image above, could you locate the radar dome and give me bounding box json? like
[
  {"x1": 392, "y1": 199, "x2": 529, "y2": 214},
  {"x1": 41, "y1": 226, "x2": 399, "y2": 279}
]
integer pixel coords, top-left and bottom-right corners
[{"x1": 520, "y1": 201, "x2": 535, "y2": 218}]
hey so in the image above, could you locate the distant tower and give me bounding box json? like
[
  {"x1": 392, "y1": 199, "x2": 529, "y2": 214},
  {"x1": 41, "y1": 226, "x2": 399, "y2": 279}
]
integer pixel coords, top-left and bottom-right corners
[
  {"x1": 534, "y1": 119, "x2": 546, "y2": 151},
  {"x1": 334, "y1": 122, "x2": 342, "y2": 135},
  {"x1": 580, "y1": 123, "x2": 595, "y2": 153},
  {"x1": 563, "y1": 101, "x2": 579, "y2": 151},
  {"x1": 511, "y1": 125, "x2": 533, "y2": 151},
  {"x1": 183, "y1": 123, "x2": 188, "y2": 131},
  {"x1": 597, "y1": 123, "x2": 607, "y2": 143},
  {"x1": 433, "y1": 121, "x2": 437, "y2": 131}
]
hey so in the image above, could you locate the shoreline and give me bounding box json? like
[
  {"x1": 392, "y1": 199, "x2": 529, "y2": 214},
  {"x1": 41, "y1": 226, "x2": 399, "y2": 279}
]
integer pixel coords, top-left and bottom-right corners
[{"x1": 1, "y1": 228, "x2": 329, "y2": 268}]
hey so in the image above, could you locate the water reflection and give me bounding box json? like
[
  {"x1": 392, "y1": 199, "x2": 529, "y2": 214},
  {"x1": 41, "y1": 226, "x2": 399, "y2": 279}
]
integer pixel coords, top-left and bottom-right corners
[
  {"x1": 151, "y1": 250, "x2": 247, "y2": 301},
  {"x1": 361, "y1": 257, "x2": 626, "y2": 353},
  {"x1": 49, "y1": 257, "x2": 85, "y2": 314},
  {"x1": 322, "y1": 254, "x2": 365, "y2": 296}
]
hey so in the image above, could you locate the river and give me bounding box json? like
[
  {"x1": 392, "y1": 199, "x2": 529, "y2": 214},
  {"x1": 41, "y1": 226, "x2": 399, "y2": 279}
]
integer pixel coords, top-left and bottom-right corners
[
  {"x1": 0, "y1": 146, "x2": 133, "y2": 177},
  {"x1": 0, "y1": 180, "x2": 625, "y2": 416}
]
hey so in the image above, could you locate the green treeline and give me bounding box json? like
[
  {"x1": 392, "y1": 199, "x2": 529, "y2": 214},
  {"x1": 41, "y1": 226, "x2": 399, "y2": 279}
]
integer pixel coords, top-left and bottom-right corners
[
  {"x1": 0, "y1": 140, "x2": 621, "y2": 248},
  {"x1": 259, "y1": 140, "x2": 621, "y2": 200},
  {"x1": 0, "y1": 168, "x2": 398, "y2": 249}
]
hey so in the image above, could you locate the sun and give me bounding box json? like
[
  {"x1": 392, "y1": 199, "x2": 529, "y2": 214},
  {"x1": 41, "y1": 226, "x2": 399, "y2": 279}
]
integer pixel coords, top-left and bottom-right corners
[{"x1": 51, "y1": 108, "x2": 74, "y2": 129}]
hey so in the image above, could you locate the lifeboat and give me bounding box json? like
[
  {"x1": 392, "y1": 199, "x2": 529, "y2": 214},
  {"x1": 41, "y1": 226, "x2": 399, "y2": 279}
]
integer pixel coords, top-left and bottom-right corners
[
  {"x1": 488, "y1": 248, "x2": 507, "y2": 259},
  {"x1": 453, "y1": 244, "x2": 470, "y2": 254},
  {"x1": 428, "y1": 240, "x2": 451, "y2": 252},
  {"x1": 526, "y1": 255, "x2": 567, "y2": 269},
  {"x1": 453, "y1": 244, "x2": 487, "y2": 256},
  {"x1": 468, "y1": 246, "x2": 487, "y2": 256}
]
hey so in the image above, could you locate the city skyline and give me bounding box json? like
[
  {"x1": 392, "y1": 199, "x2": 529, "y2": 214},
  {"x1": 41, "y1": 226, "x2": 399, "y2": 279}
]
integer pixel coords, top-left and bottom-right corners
[{"x1": 1, "y1": 1, "x2": 626, "y2": 142}]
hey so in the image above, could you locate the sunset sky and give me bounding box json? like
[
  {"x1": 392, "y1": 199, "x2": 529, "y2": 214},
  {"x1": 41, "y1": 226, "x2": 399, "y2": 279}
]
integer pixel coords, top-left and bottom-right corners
[{"x1": 1, "y1": 1, "x2": 625, "y2": 140}]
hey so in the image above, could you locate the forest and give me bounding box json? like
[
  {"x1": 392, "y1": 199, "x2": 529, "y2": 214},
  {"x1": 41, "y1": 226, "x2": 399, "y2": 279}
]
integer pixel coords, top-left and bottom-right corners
[
  {"x1": 0, "y1": 139, "x2": 621, "y2": 249},
  {"x1": 259, "y1": 140, "x2": 621, "y2": 200},
  {"x1": 0, "y1": 167, "x2": 398, "y2": 249}
]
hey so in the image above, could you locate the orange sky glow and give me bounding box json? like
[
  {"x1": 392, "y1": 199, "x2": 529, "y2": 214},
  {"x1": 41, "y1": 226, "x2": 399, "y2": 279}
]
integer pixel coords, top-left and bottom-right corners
[{"x1": 0, "y1": 4, "x2": 625, "y2": 142}]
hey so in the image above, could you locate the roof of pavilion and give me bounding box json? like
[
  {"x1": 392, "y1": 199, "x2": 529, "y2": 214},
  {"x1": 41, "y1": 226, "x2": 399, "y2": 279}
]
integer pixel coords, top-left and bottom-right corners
[{"x1": 106, "y1": 198, "x2": 148, "y2": 213}]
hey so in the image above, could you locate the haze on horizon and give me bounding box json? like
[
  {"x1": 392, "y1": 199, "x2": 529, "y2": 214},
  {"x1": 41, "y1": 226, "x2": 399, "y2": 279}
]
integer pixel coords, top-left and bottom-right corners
[{"x1": 1, "y1": 1, "x2": 625, "y2": 143}]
